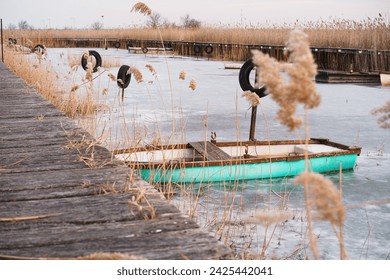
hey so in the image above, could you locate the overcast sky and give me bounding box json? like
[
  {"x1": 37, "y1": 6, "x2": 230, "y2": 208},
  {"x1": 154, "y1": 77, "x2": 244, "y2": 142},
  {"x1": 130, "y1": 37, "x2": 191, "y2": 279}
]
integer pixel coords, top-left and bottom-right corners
[{"x1": 1, "y1": 0, "x2": 389, "y2": 29}]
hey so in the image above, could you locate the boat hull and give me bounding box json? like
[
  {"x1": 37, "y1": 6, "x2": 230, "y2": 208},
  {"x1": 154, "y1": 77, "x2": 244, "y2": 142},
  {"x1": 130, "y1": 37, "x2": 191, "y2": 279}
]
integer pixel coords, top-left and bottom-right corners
[
  {"x1": 138, "y1": 154, "x2": 358, "y2": 183},
  {"x1": 380, "y1": 73, "x2": 390, "y2": 86}
]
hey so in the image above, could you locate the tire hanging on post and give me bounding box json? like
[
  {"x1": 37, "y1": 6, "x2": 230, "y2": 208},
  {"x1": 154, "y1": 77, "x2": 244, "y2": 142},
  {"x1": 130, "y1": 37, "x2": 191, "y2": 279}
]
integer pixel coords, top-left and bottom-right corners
[
  {"x1": 238, "y1": 59, "x2": 268, "y2": 141},
  {"x1": 238, "y1": 59, "x2": 267, "y2": 98},
  {"x1": 81, "y1": 50, "x2": 102, "y2": 73},
  {"x1": 117, "y1": 65, "x2": 132, "y2": 101}
]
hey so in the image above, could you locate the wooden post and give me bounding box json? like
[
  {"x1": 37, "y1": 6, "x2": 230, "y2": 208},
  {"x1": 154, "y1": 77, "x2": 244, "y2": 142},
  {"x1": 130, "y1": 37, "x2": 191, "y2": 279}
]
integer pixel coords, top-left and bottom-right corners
[
  {"x1": 249, "y1": 68, "x2": 258, "y2": 141},
  {"x1": 249, "y1": 105, "x2": 257, "y2": 141},
  {"x1": 1, "y1": 19, "x2": 4, "y2": 63}
]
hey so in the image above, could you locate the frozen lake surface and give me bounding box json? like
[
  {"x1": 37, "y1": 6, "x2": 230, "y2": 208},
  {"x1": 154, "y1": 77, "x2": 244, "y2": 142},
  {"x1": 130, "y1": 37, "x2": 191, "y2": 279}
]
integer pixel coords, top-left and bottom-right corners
[{"x1": 46, "y1": 48, "x2": 390, "y2": 259}]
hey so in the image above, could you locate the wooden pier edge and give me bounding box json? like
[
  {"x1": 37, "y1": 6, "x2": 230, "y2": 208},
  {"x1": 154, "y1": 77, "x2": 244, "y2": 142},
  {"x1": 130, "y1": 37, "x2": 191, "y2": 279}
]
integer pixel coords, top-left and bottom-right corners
[
  {"x1": 0, "y1": 62, "x2": 233, "y2": 260},
  {"x1": 16, "y1": 37, "x2": 390, "y2": 72}
]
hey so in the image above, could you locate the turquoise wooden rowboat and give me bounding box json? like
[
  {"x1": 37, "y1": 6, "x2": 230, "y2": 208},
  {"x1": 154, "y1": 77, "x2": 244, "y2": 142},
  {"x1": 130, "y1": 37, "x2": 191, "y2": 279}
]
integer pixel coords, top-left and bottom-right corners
[{"x1": 114, "y1": 138, "x2": 361, "y2": 184}]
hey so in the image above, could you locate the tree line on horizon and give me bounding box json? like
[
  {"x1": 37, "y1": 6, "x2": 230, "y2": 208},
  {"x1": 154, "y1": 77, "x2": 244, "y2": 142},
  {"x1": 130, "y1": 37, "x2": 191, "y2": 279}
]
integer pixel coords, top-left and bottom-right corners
[{"x1": 6, "y1": 13, "x2": 202, "y2": 30}]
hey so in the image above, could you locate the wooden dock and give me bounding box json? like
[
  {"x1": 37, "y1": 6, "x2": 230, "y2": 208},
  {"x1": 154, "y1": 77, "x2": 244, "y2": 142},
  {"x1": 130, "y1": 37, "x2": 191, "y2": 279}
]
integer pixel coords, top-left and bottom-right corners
[
  {"x1": 315, "y1": 70, "x2": 381, "y2": 84},
  {"x1": 0, "y1": 62, "x2": 232, "y2": 260},
  {"x1": 20, "y1": 37, "x2": 390, "y2": 73}
]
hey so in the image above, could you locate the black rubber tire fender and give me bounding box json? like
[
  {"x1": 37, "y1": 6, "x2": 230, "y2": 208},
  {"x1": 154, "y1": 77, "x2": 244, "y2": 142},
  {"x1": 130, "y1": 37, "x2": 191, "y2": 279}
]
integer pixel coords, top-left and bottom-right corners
[
  {"x1": 114, "y1": 41, "x2": 120, "y2": 49},
  {"x1": 117, "y1": 65, "x2": 132, "y2": 89},
  {"x1": 81, "y1": 50, "x2": 102, "y2": 73},
  {"x1": 142, "y1": 47, "x2": 148, "y2": 54},
  {"x1": 205, "y1": 45, "x2": 213, "y2": 54},
  {"x1": 32, "y1": 44, "x2": 46, "y2": 53},
  {"x1": 238, "y1": 59, "x2": 267, "y2": 98},
  {"x1": 194, "y1": 45, "x2": 201, "y2": 54}
]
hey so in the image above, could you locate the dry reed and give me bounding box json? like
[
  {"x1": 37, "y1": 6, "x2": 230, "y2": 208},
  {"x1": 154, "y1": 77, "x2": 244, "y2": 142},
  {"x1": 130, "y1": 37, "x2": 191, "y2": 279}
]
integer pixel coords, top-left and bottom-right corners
[
  {"x1": 5, "y1": 16, "x2": 389, "y2": 50},
  {"x1": 108, "y1": 72, "x2": 117, "y2": 81},
  {"x1": 372, "y1": 100, "x2": 390, "y2": 129},
  {"x1": 188, "y1": 79, "x2": 197, "y2": 90},
  {"x1": 131, "y1": 2, "x2": 152, "y2": 16},
  {"x1": 252, "y1": 29, "x2": 320, "y2": 130},
  {"x1": 128, "y1": 66, "x2": 144, "y2": 83},
  {"x1": 294, "y1": 172, "x2": 347, "y2": 259},
  {"x1": 242, "y1": 91, "x2": 261, "y2": 107},
  {"x1": 145, "y1": 64, "x2": 157, "y2": 76},
  {"x1": 179, "y1": 70, "x2": 186, "y2": 80}
]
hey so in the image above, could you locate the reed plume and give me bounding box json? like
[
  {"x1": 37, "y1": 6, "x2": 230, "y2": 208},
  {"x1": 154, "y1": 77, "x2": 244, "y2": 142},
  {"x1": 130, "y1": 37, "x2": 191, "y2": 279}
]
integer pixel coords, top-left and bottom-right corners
[
  {"x1": 108, "y1": 72, "x2": 117, "y2": 81},
  {"x1": 189, "y1": 79, "x2": 197, "y2": 90},
  {"x1": 252, "y1": 29, "x2": 321, "y2": 130},
  {"x1": 131, "y1": 2, "x2": 152, "y2": 16},
  {"x1": 179, "y1": 70, "x2": 187, "y2": 80},
  {"x1": 85, "y1": 62, "x2": 93, "y2": 81},
  {"x1": 371, "y1": 100, "x2": 390, "y2": 128},
  {"x1": 295, "y1": 172, "x2": 347, "y2": 259},
  {"x1": 83, "y1": 50, "x2": 90, "y2": 60},
  {"x1": 145, "y1": 64, "x2": 157, "y2": 76},
  {"x1": 127, "y1": 66, "x2": 143, "y2": 83}
]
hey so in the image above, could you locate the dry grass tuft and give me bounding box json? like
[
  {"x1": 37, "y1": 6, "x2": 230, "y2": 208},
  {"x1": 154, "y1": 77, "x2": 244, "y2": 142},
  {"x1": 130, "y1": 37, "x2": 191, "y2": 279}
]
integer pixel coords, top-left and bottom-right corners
[
  {"x1": 371, "y1": 100, "x2": 390, "y2": 129},
  {"x1": 252, "y1": 29, "x2": 321, "y2": 130},
  {"x1": 131, "y1": 2, "x2": 152, "y2": 16},
  {"x1": 128, "y1": 189, "x2": 157, "y2": 220},
  {"x1": 67, "y1": 52, "x2": 80, "y2": 70}
]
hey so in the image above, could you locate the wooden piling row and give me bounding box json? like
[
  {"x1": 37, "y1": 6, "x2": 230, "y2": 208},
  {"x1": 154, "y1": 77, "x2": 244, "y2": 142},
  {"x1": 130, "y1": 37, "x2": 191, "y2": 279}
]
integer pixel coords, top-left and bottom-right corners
[{"x1": 24, "y1": 37, "x2": 390, "y2": 72}]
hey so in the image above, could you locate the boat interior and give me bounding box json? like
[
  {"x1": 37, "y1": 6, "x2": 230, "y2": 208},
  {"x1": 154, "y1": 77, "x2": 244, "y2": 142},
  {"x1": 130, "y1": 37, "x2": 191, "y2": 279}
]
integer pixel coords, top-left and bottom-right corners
[{"x1": 115, "y1": 140, "x2": 347, "y2": 164}]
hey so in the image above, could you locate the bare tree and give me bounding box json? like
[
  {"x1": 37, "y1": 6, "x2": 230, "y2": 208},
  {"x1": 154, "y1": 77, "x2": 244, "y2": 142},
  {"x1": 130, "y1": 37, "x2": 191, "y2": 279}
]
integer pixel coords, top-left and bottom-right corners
[
  {"x1": 91, "y1": 21, "x2": 103, "y2": 30},
  {"x1": 18, "y1": 20, "x2": 32, "y2": 29},
  {"x1": 181, "y1": 14, "x2": 201, "y2": 29},
  {"x1": 146, "y1": 12, "x2": 164, "y2": 28}
]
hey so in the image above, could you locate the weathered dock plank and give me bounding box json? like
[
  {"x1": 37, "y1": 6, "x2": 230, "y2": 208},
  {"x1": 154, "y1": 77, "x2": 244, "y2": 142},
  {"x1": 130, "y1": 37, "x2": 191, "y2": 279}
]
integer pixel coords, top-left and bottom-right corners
[{"x1": 0, "y1": 62, "x2": 232, "y2": 260}]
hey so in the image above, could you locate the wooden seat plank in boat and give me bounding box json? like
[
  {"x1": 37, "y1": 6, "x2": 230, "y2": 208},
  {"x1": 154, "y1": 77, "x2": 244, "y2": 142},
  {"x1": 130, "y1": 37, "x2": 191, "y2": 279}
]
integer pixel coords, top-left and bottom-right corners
[{"x1": 188, "y1": 141, "x2": 231, "y2": 161}]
